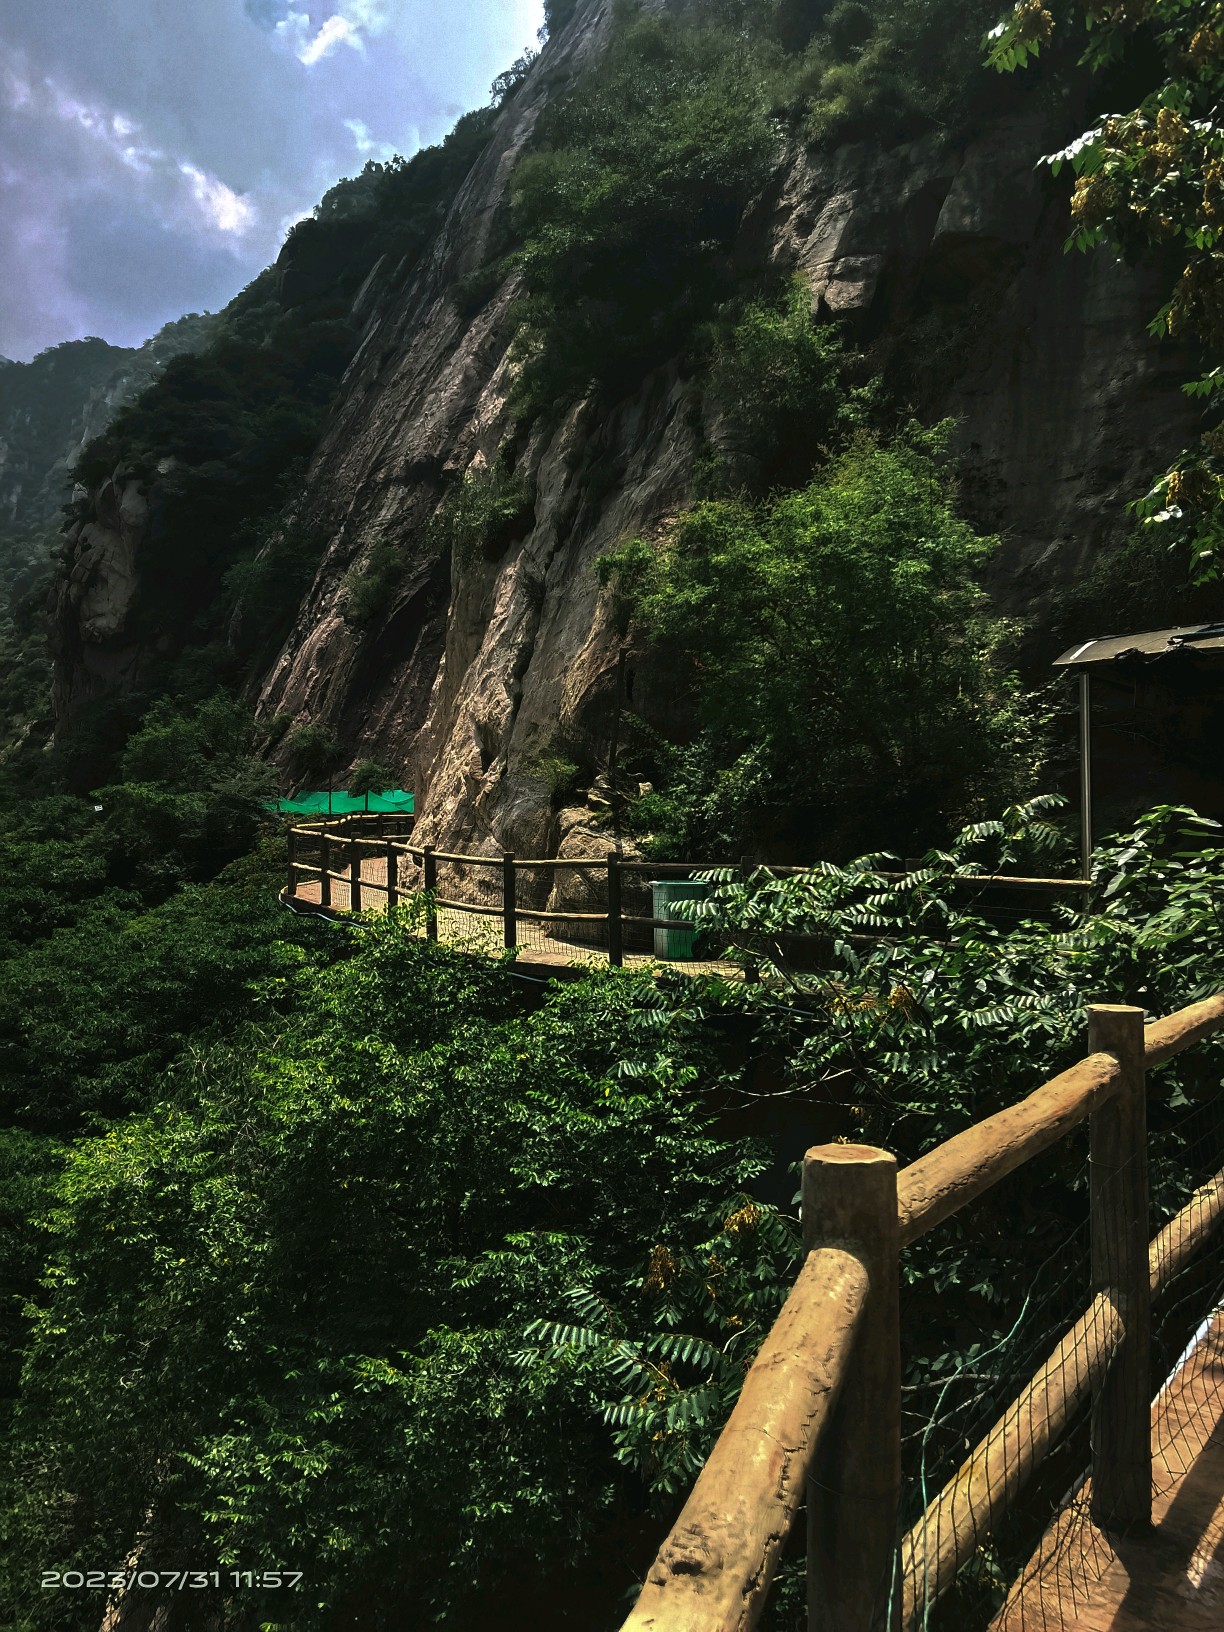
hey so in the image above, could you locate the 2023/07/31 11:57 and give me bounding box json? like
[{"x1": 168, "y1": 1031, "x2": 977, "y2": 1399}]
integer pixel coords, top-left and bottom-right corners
[{"x1": 42, "y1": 1569, "x2": 304, "y2": 1590}]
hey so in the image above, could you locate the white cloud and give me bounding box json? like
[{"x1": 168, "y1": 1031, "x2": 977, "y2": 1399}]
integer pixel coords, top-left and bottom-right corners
[
  {"x1": 343, "y1": 0, "x2": 390, "y2": 34},
  {"x1": 0, "y1": 0, "x2": 549, "y2": 358},
  {"x1": 343, "y1": 117, "x2": 395, "y2": 159},
  {"x1": 1, "y1": 66, "x2": 33, "y2": 112},
  {"x1": 277, "y1": 2, "x2": 390, "y2": 68},
  {"x1": 179, "y1": 164, "x2": 257, "y2": 235},
  {"x1": 298, "y1": 13, "x2": 362, "y2": 65},
  {"x1": 6, "y1": 68, "x2": 255, "y2": 238}
]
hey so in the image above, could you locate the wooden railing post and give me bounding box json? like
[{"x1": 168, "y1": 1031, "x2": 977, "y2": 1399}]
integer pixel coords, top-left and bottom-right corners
[
  {"x1": 386, "y1": 840, "x2": 398, "y2": 910},
  {"x1": 1087, "y1": 1003, "x2": 1151, "y2": 1531},
  {"x1": 287, "y1": 829, "x2": 298, "y2": 898},
  {"x1": 503, "y1": 852, "x2": 517, "y2": 949},
  {"x1": 607, "y1": 850, "x2": 623, "y2": 967},
  {"x1": 320, "y1": 832, "x2": 332, "y2": 910},
  {"x1": 422, "y1": 844, "x2": 438, "y2": 941},
  {"x1": 349, "y1": 838, "x2": 363, "y2": 914},
  {"x1": 804, "y1": 1144, "x2": 901, "y2": 1632}
]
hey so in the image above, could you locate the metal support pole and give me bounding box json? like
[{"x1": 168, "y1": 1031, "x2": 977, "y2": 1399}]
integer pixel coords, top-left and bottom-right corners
[
  {"x1": 1079, "y1": 671, "x2": 1094, "y2": 883},
  {"x1": 320, "y1": 833, "x2": 332, "y2": 910}
]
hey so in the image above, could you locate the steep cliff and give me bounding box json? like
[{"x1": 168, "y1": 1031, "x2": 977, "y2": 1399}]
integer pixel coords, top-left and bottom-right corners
[
  {"x1": 40, "y1": 0, "x2": 1203, "y2": 841},
  {"x1": 247, "y1": 0, "x2": 1196, "y2": 855}
]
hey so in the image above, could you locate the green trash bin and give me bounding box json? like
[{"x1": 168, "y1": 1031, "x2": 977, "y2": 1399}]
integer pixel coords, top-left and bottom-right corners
[{"x1": 651, "y1": 880, "x2": 709, "y2": 960}]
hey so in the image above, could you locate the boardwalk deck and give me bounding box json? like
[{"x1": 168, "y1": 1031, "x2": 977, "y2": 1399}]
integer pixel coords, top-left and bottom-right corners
[
  {"x1": 286, "y1": 858, "x2": 743, "y2": 979},
  {"x1": 993, "y1": 1310, "x2": 1224, "y2": 1632}
]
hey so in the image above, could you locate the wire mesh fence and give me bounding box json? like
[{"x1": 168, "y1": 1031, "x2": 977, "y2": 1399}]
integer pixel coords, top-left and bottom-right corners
[
  {"x1": 890, "y1": 1030, "x2": 1224, "y2": 1632},
  {"x1": 895, "y1": 1134, "x2": 1096, "y2": 1632}
]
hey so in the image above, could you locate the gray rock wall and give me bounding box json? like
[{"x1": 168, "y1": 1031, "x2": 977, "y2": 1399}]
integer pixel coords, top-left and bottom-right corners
[{"x1": 254, "y1": 2, "x2": 1200, "y2": 855}]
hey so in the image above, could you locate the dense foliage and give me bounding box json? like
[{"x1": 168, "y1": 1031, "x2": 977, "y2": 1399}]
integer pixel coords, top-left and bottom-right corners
[
  {"x1": 988, "y1": 0, "x2": 1224, "y2": 578},
  {"x1": 0, "y1": 913, "x2": 792, "y2": 1631},
  {"x1": 602, "y1": 424, "x2": 1045, "y2": 858},
  {"x1": 509, "y1": 7, "x2": 783, "y2": 410},
  {"x1": 0, "y1": 803, "x2": 1221, "y2": 1628}
]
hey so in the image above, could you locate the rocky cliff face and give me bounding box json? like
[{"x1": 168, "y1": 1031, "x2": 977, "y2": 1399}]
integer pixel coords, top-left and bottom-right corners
[
  {"x1": 48, "y1": 468, "x2": 150, "y2": 724},
  {"x1": 250, "y1": 0, "x2": 1197, "y2": 856}
]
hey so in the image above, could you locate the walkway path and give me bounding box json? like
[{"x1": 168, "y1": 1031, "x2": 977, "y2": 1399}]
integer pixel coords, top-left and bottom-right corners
[
  {"x1": 285, "y1": 855, "x2": 743, "y2": 979},
  {"x1": 994, "y1": 1311, "x2": 1224, "y2": 1631}
]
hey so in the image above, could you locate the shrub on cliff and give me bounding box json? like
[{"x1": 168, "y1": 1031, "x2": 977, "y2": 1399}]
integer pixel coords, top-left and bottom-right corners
[
  {"x1": 697, "y1": 276, "x2": 862, "y2": 495},
  {"x1": 601, "y1": 423, "x2": 1048, "y2": 857},
  {"x1": 510, "y1": 8, "x2": 784, "y2": 410}
]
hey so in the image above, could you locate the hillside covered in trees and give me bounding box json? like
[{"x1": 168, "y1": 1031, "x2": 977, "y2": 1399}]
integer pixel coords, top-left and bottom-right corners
[{"x1": 1, "y1": 1, "x2": 1223, "y2": 1628}]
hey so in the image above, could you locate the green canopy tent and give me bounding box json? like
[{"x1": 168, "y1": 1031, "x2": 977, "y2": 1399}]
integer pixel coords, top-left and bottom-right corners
[{"x1": 268, "y1": 789, "x2": 415, "y2": 816}]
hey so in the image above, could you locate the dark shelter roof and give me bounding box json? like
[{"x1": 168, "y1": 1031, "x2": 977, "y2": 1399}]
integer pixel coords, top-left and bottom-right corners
[{"x1": 1054, "y1": 623, "x2": 1224, "y2": 670}]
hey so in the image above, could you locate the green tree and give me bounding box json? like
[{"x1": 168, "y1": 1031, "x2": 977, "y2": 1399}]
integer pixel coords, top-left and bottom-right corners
[
  {"x1": 603, "y1": 424, "x2": 1045, "y2": 857},
  {"x1": 0, "y1": 928, "x2": 788, "y2": 1630},
  {"x1": 348, "y1": 758, "x2": 395, "y2": 796}
]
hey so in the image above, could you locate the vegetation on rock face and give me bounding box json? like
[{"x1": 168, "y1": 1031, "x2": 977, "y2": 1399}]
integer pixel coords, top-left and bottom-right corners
[
  {"x1": 602, "y1": 424, "x2": 1046, "y2": 858},
  {"x1": 434, "y1": 459, "x2": 536, "y2": 572},
  {"x1": 697, "y1": 277, "x2": 856, "y2": 496},
  {"x1": 988, "y1": 0, "x2": 1224, "y2": 579},
  {"x1": 509, "y1": 6, "x2": 784, "y2": 411},
  {"x1": 505, "y1": 0, "x2": 1017, "y2": 416}
]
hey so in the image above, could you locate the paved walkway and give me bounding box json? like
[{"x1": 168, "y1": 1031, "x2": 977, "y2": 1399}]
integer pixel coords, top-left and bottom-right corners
[{"x1": 994, "y1": 1311, "x2": 1224, "y2": 1631}]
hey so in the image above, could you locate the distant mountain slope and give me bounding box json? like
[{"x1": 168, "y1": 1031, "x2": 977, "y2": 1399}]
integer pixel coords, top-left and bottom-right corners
[
  {"x1": 0, "y1": 315, "x2": 215, "y2": 758},
  {"x1": 0, "y1": 315, "x2": 215, "y2": 542}
]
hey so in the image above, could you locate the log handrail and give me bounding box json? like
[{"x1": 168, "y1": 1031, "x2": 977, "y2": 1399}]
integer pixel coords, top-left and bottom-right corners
[
  {"x1": 896, "y1": 1053, "x2": 1121, "y2": 1247},
  {"x1": 896, "y1": 994, "x2": 1224, "y2": 1247},
  {"x1": 621, "y1": 1248, "x2": 869, "y2": 1632},
  {"x1": 618, "y1": 988, "x2": 1224, "y2": 1632},
  {"x1": 287, "y1": 816, "x2": 1096, "y2": 977}
]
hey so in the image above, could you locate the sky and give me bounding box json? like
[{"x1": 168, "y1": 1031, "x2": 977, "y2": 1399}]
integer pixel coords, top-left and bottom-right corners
[{"x1": 0, "y1": 0, "x2": 545, "y2": 362}]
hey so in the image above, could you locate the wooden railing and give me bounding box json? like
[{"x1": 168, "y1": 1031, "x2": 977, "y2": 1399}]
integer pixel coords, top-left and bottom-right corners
[
  {"x1": 285, "y1": 816, "x2": 753, "y2": 962},
  {"x1": 284, "y1": 816, "x2": 1092, "y2": 966},
  {"x1": 618, "y1": 992, "x2": 1224, "y2": 1632}
]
